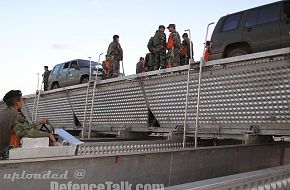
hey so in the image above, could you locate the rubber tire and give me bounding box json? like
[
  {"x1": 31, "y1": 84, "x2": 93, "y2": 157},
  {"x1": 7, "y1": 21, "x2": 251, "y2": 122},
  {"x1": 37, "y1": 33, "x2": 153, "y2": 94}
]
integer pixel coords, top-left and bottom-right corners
[
  {"x1": 226, "y1": 47, "x2": 249, "y2": 58},
  {"x1": 81, "y1": 77, "x2": 89, "y2": 84},
  {"x1": 51, "y1": 83, "x2": 60, "y2": 89}
]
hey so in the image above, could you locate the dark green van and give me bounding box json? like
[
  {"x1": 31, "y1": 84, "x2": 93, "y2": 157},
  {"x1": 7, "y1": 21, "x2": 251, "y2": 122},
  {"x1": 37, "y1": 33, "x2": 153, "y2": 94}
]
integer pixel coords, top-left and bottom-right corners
[{"x1": 209, "y1": 0, "x2": 290, "y2": 60}]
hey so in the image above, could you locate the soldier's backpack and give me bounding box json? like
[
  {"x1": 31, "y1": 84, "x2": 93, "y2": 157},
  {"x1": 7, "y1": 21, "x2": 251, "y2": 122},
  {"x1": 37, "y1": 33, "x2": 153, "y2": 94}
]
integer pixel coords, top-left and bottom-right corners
[
  {"x1": 153, "y1": 32, "x2": 161, "y2": 47},
  {"x1": 147, "y1": 37, "x2": 154, "y2": 52}
]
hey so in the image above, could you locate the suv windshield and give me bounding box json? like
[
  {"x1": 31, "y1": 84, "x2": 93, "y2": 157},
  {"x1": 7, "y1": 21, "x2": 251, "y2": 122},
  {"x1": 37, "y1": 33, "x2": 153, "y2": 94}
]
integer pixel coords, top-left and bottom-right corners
[{"x1": 52, "y1": 64, "x2": 62, "y2": 75}]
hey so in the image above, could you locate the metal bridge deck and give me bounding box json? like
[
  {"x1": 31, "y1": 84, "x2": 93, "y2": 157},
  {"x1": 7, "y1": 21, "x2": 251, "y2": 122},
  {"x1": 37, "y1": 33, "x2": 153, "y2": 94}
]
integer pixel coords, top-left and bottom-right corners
[{"x1": 1, "y1": 48, "x2": 290, "y2": 139}]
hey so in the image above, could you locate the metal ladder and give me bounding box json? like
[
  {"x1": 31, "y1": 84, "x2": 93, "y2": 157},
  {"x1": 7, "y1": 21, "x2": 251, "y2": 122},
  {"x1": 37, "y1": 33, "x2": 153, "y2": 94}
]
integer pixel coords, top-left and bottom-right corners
[
  {"x1": 183, "y1": 23, "x2": 214, "y2": 148},
  {"x1": 81, "y1": 80, "x2": 98, "y2": 139},
  {"x1": 81, "y1": 60, "x2": 100, "y2": 139}
]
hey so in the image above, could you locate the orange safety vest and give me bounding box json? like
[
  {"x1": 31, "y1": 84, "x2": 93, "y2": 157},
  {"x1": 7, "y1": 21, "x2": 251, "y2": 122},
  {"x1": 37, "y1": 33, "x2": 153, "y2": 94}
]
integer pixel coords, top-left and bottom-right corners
[
  {"x1": 167, "y1": 33, "x2": 174, "y2": 49},
  {"x1": 203, "y1": 48, "x2": 210, "y2": 61},
  {"x1": 9, "y1": 129, "x2": 20, "y2": 147}
]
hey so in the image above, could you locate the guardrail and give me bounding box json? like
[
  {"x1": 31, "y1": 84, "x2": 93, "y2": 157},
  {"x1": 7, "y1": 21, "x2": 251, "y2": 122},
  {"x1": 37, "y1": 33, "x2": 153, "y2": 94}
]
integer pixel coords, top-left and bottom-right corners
[{"x1": 77, "y1": 140, "x2": 196, "y2": 156}]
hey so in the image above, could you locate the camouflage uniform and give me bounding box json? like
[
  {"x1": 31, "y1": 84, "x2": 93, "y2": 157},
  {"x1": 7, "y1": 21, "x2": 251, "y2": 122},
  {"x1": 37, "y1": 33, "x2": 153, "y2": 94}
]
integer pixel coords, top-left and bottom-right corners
[
  {"x1": 167, "y1": 31, "x2": 181, "y2": 67},
  {"x1": 107, "y1": 41, "x2": 123, "y2": 78},
  {"x1": 13, "y1": 112, "x2": 51, "y2": 138},
  {"x1": 180, "y1": 38, "x2": 191, "y2": 66},
  {"x1": 136, "y1": 61, "x2": 145, "y2": 74},
  {"x1": 146, "y1": 37, "x2": 155, "y2": 71},
  {"x1": 42, "y1": 70, "x2": 51, "y2": 91},
  {"x1": 145, "y1": 53, "x2": 154, "y2": 71},
  {"x1": 153, "y1": 30, "x2": 167, "y2": 70}
]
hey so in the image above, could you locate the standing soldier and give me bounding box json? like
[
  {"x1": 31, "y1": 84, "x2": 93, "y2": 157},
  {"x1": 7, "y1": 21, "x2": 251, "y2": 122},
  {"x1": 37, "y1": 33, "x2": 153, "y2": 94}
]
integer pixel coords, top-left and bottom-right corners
[
  {"x1": 136, "y1": 57, "x2": 146, "y2": 74},
  {"x1": 106, "y1": 35, "x2": 123, "y2": 78},
  {"x1": 42, "y1": 66, "x2": 51, "y2": 91},
  {"x1": 153, "y1": 25, "x2": 167, "y2": 70},
  {"x1": 180, "y1": 33, "x2": 193, "y2": 65},
  {"x1": 146, "y1": 37, "x2": 155, "y2": 71},
  {"x1": 167, "y1": 24, "x2": 181, "y2": 67}
]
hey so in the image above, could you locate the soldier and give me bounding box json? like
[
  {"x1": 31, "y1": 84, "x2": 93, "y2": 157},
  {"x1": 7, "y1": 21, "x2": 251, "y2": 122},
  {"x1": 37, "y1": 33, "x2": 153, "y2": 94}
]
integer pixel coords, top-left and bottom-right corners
[
  {"x1": 106, "y1": 35, "x2": 123, "y2": 78},
  {"x1": 167, "y1": 24, "x2": 181, "y2": 67},
  {"x1": 153, "y1": 25, "x2": 167, "y2": 70},
  {"x1": 146, "y1": 37, "x2": 155, "y2": 71},
  {"x1": 136, "y1": 57, "x2": 146, "y2": 74},
  {"x1": 42, "y1": 66, "x2": 51, "y2": 91},
  {"x1": 0, "y1": 90, "x2": 56, "y2": 159},
  {"x1": 203, "y1": 41, "x2": 211, "y2": 61},
  {"x1": 180, "y1": 33, "x2": 193, "y2": 65}
]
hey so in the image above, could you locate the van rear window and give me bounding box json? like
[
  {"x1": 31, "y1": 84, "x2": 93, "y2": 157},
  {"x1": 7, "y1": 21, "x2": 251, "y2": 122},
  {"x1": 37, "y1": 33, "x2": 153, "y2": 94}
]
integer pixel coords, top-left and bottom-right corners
[
  {"x1": 222, "y1": 13, "x2": 242, "y2": 32},
  {"x1": 258, "y1": 4, "x2": 280, "y2": 25},
  {"x1": 284, "y1": 1, "x2": 290, "y2": 19},
  {"x1": 79, "y1": 60, "x2": 90, "y2": 68},
  {"x1": 246, "y1": 4, "x2": 280, "y2": 27}
]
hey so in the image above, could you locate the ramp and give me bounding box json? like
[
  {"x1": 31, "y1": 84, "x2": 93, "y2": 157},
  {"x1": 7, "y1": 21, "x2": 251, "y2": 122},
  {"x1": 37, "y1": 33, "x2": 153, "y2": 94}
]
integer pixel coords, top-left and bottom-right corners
[{"x1": 1, "y1": 48, "x2": 290, "y2": 138}]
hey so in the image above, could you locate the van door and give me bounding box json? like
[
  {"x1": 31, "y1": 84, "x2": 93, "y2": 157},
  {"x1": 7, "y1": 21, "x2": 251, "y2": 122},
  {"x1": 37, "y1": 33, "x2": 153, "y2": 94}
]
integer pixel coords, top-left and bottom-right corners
[
  {"x1": 243, "y1": 3, "x2": 281, "y2": 52},
  {"x1": 59, "y1": 62, "x2": 71, "y2": 87},
  {"x1": 281, "y1": 1, "x2": 290, "y2": 48},
  {"x1": 66, "y1": 60, "x2": 80, "y2": 86}
]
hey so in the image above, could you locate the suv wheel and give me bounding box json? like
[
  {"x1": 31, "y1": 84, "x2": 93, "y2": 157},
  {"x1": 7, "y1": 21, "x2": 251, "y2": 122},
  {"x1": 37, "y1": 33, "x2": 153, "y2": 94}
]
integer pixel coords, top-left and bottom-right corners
[
  {"x1": 51, "y1": 83, "x2": 60, "y2": 89},
  {"x1": 226, "y1": 47, "x2": 250, "y2": 58},
  {"x1": 81, "y1": 77, "x2": 89, "y2": 84}
]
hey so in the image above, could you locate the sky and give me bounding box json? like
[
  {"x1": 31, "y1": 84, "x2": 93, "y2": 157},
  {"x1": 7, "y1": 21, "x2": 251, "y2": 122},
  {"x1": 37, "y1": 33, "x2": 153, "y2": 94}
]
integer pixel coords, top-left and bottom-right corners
[{"x1": 0, "y1": 0, "x2": 278, "y2": 98}]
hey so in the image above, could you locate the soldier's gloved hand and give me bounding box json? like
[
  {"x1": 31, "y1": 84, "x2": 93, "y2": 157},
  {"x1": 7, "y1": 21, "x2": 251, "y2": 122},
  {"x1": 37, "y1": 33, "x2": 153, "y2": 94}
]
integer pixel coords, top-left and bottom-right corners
[{"x1": 49, "y1": 134, "x2": 56, "y2": 146}]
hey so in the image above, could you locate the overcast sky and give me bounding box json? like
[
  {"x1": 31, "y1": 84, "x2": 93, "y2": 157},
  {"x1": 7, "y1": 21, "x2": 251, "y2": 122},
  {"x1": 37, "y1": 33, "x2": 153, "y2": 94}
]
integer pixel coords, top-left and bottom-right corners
[{"x1": 0, "y1": 0, "x2": 277, "y2": 98}]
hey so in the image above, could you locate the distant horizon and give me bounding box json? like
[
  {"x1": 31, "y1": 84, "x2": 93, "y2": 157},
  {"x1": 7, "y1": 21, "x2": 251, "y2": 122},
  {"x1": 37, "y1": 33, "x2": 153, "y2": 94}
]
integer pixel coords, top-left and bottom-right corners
[{"x1": 0, "y1": 0, "x2": 277, "y2": 98}]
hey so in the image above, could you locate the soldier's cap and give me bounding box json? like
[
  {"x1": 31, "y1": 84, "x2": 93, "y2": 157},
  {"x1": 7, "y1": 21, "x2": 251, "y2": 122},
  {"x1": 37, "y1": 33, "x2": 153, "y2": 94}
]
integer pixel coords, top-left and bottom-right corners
[
  {"x1": 159, "y1": 25, "x2": 165, "y2": 29},
  {"x1": 167, "y1": 24, "x2": 176, "y2": 29},
  {"x1": 3, "y1": 90, "x2": 22, "y2": 103}
]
